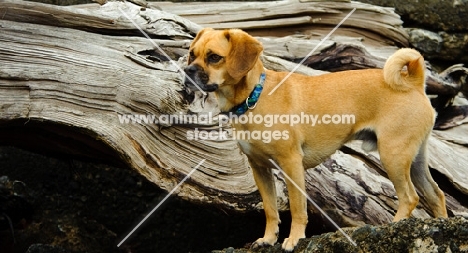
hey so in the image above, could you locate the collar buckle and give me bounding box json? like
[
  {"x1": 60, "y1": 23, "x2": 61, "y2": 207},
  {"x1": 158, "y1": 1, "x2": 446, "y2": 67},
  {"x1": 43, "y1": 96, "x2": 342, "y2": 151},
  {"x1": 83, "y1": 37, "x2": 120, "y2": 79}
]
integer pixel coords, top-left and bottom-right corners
[
  {"x1": 246, "y1": 97, "x2": 258, "y2": 110},
  {"x1": 229, "y1": 72, "x2": 266, "y2": 115}
]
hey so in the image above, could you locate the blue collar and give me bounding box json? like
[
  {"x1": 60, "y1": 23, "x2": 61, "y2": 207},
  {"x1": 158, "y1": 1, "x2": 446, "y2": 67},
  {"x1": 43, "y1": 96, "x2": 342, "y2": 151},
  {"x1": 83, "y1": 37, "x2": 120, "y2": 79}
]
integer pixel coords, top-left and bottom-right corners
[{"x1": 229, "y1": 72, "x2": 266, "y2": 115}]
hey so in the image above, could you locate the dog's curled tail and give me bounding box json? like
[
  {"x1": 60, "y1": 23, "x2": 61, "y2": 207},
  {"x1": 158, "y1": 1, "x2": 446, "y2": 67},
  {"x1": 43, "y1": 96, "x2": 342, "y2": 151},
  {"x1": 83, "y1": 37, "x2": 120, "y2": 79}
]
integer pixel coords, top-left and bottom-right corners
[{"x1": 383, "y1": 48, "x2": 426, "y2": 92}]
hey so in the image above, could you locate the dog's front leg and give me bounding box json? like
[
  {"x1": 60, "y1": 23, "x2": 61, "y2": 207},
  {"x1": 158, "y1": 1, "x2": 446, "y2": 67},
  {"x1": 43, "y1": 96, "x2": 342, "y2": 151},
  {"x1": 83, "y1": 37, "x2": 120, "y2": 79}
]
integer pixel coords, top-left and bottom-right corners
[
  {"x1": 278, "y1": 155, "x2": 308, "y2": 252},
  {"x1": 250, "y1": 165, "x2": 280, "y2": 249}
]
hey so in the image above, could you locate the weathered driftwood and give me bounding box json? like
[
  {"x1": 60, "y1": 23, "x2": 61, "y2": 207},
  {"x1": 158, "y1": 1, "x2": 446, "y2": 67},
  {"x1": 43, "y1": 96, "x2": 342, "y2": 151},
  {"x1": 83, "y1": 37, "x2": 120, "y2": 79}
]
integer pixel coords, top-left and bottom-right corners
[
  {"x1": 0, "y1": 1, "x2": 259, "y2": 210},
  {"x1": 0, "y1": 0, "x2": 201, "y2": 38},
  {"x1": 0, "y1": 0, "x2": 467, "y2": 231},
  {"x1": 152, "y1": 0, "x2": 409, "y2": 47}
]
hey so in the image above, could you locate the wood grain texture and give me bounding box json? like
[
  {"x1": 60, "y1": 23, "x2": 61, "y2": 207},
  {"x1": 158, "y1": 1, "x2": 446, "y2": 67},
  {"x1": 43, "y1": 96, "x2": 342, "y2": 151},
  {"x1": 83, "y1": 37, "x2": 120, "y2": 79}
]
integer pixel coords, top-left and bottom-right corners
[{"x1": 153, "y1": 0, "x2": 409, "y2": 47}]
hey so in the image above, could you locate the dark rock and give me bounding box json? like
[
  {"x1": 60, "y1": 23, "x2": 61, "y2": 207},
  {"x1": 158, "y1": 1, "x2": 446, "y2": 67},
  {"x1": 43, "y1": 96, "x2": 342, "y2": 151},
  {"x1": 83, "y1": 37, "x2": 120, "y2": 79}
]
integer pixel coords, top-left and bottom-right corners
[
  {"x1": 358, "y1": 0, "x2": 468, "y2": 32},
  {"x1": 0, "y1": 176, "x2": 34, "y2": 231},
  {"x1": 407, "y1": 28, "x2": 443, "y2": 54},
  {"x1": 359, "y1": 0, "x2": 468, "y2": 63},
  {"x1": 408, "y1": 28, "x2": 468, "y2": 62},
  {"x1": 214, "y1": 217, "x2": 468, "y2": 253},
  {"x1": 0, "y1": 146, "x2": 271, "y2": 253},
  {"x1": 437, "y1": 31, "x2": 468, "y2": 62},
  {"x1": 26, "y1": 244, "x2": 67, "y2": 253}
]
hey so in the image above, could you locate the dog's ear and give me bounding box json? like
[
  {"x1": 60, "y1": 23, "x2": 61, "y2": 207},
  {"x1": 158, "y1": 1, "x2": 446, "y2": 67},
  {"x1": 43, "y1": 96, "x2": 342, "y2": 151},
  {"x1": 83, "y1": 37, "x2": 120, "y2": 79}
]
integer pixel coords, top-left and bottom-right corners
[
  {"x1": 190, "y1": 28, "x2": 214, "y2": 48},
  {"x1": 224, "y1": 29, "x2": 263, "y2": 80}
]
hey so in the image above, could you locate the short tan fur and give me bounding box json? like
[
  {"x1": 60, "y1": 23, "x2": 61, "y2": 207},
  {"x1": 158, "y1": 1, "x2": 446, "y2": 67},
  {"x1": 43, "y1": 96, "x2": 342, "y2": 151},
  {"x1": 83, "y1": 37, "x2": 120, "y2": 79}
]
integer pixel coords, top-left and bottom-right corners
[{"x1": 184, "y1": 28, "x2": 447, "y2": 252}]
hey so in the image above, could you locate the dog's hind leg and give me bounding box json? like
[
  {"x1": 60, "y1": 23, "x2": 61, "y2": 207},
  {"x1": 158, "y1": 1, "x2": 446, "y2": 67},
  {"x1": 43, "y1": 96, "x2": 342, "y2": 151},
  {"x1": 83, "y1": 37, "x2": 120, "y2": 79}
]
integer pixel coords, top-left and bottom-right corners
[
  {"x1": 250, "y1": 165, "x2": 280, "y2": 248},
  {"x1": 378, "y1": 135, "x2": 421, "y2": 221},
  {"x1": 410, "y1": 138, "x2": 448, "y2": 218}
]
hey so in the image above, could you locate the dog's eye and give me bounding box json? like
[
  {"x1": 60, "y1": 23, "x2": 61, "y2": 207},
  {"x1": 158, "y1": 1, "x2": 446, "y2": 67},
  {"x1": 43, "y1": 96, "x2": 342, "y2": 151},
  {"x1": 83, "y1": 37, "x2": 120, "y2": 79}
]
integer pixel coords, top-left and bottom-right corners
[
  {"x1": 189, "y1": 51, "x2": 196, "y2": 63},
  {"x1": 208, "y1": 54, "x2": 223, "y2": 63}
]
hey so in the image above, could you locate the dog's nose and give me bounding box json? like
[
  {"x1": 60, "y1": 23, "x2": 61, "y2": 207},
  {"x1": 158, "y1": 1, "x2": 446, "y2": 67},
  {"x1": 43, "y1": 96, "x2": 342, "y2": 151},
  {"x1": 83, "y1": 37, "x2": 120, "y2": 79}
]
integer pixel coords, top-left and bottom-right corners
[{"x1": 184, "y1": 65, "x2": 198, "y2": 75}]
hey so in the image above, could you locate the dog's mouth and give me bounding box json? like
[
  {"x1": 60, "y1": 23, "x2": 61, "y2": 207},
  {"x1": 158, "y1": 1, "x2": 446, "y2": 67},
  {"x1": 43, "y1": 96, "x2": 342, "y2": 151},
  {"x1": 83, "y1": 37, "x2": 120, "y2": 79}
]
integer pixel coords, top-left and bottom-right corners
[
  {"x1": 181, "y1": 69, "x2": 218, "y2": 104},
  {"x1": 183, "y1": 65, "x2": 219, "y2": 93},
  {"x1": 184, "y1": 78, "x2": 219, "y2": 92}
]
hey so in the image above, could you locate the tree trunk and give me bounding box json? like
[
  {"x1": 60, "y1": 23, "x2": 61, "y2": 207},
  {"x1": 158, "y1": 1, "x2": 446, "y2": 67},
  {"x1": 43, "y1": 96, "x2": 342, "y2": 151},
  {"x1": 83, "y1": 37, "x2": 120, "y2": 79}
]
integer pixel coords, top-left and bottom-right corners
[{"x1": 1, "y1": 0, "x2": 467, "y2": 229}]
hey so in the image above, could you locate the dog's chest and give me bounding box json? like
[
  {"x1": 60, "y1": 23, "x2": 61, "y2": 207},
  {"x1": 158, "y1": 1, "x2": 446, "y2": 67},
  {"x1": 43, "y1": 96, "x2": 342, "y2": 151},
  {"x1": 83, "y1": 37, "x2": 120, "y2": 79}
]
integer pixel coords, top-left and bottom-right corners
[{"x1": 237, "y1": 140, "x2": 272, "y2": 167}]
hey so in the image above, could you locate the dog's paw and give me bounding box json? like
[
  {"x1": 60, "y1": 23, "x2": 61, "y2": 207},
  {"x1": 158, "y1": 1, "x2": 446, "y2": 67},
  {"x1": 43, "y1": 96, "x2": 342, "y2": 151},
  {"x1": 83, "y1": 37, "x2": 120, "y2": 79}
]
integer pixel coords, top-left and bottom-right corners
[
  {"x1": 250, "y1": 237, "x2": 276, "y2": 250},
  {"x1": 281, "y1": 237, "x2": 300, "y2": 252}
]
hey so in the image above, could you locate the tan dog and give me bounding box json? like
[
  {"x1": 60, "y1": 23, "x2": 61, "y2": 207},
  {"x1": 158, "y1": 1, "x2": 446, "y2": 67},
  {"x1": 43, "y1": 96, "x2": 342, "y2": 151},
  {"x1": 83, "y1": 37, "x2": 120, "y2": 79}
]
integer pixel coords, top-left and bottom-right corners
[{"x1": 184, "y1": 28, "x2": 448, "y2": 251}]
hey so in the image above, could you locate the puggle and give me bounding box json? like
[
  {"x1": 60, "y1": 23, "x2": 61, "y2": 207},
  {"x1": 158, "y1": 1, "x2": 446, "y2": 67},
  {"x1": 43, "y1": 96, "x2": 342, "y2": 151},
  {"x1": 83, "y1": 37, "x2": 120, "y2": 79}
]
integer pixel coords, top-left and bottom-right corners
[{"x1": 183, "y1": 28, "x2": 447, "y2": 251}]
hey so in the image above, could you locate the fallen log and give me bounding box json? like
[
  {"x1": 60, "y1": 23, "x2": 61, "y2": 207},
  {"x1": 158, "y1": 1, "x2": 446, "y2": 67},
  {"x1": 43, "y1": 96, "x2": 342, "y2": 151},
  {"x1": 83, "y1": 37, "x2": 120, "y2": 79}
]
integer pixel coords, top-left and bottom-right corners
[
  {"x1": 0, "y1": 1, "x2": 259, "y2": 211},
  {"x1": 153, "y1": 0, "x2": 409, "y2": 47},
  {"x1": 0, "y1": 0, "x2": 467, "y2": 236}
]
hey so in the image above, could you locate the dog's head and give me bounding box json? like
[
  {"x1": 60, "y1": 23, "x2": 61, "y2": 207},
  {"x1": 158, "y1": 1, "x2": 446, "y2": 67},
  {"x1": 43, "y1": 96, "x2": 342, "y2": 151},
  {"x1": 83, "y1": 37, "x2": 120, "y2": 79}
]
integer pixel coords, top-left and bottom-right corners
[{"x1": 183, "y1": 28, "x2": 263, "y2": 92}]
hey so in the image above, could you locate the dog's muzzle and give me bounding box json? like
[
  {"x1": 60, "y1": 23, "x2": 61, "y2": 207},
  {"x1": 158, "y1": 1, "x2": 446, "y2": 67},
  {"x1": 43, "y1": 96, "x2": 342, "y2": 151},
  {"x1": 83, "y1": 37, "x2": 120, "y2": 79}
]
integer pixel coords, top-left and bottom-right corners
[{"x1": 183, "y1": 65, "x2": 219, "y2": 92}]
